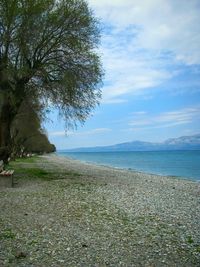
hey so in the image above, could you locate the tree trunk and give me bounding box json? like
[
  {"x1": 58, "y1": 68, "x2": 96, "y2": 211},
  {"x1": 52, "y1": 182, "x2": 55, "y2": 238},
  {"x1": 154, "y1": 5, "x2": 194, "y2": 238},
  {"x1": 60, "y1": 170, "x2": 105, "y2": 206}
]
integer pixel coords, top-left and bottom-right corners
[
  {"x1": 0, "y1": 95, "x2": 15, "y2": 163},
  {"x1": 0, "y1": 79, "x2": 28, "y2": 162}
]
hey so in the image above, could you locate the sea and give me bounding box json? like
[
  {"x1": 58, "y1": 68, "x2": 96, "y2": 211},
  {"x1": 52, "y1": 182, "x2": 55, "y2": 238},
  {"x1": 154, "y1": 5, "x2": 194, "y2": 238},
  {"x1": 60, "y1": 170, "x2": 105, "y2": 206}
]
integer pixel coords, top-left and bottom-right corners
[{"x1": 57, "y1": 150, "x2": 200, "y2": 181}]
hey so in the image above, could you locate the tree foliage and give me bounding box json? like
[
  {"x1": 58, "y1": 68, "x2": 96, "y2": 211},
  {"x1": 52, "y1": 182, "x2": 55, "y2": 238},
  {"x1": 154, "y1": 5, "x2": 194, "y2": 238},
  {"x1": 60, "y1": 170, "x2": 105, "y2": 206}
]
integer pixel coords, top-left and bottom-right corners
[
  {"x1": 11, "y1": 99, "x2": 56, "y2": 156},
  {"x1": 0, "y1": 0, "x2": 103, "y2": 160}
]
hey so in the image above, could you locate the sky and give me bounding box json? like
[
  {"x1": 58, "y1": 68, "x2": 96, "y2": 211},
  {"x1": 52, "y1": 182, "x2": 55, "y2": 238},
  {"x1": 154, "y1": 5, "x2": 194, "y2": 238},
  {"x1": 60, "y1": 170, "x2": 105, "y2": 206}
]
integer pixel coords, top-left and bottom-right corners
[{"x1": 45, "y1": 0, "x2": 200, "y2": 150}]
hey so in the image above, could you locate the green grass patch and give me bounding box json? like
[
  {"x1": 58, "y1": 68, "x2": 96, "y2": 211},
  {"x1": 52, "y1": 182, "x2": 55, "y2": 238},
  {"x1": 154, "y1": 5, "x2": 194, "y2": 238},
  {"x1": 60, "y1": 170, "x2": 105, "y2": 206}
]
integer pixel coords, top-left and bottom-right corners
[
  {"x1": 10, "y1": 165, "x2": 83, "y2": 182},
  {"x1": 0, "y1": 228, "x2": 15, "y2": 240},
  {"x1": 7, "y1": 157, "x2": 39, "y2": 170},
  {"x1": 12, "y1": 156, "x2": 39, "y2": 164},
  {"x1": 187, "y1": 235, "x2": 194, "y2": 244},
  {"x1": 16, "y1": 167, "x2": 56, "y2": 181},
  {"x1": 24, "y1": 168, "x2": 49, "y2": 178},
  {"x1": 6, "y1": 156, "x2": 84, "y2": 182},
  {"x1": 195, "y1": 246, "x2": 200, "y2": 253}
]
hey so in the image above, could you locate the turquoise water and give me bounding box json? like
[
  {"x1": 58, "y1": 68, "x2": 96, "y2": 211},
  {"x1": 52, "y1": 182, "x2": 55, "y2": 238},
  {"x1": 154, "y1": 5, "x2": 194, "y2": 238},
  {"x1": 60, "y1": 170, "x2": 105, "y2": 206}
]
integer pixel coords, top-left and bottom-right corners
[{"x1": 57, "y1": 150, "x2": 200, "y2": 181}]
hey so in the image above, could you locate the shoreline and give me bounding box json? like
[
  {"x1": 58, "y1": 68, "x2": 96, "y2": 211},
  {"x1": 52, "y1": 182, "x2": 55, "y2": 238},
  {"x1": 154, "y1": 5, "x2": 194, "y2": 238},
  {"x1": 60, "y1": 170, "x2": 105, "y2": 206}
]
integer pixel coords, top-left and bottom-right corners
[
  {"x1": 0, "y1": 153, "x2": 200, "y2": 266},
  {"x1": 55, "y1": 152, "x2": 199, "y2": 183}
]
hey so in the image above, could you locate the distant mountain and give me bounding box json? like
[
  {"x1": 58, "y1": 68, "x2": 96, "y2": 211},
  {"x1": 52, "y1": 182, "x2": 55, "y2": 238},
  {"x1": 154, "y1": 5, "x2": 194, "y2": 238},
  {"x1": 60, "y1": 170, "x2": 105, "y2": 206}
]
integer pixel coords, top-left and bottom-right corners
[{"x1": 64, "y1": 134, "x2": 200, "y2": 152}]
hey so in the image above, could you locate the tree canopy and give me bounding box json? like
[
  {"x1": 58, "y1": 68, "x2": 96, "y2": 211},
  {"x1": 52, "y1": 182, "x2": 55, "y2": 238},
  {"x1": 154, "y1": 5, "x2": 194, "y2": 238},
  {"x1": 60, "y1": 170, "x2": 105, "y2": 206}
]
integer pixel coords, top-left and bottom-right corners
[{"x1": 0, "y1": 0, "x2": 103, "y2": 161}]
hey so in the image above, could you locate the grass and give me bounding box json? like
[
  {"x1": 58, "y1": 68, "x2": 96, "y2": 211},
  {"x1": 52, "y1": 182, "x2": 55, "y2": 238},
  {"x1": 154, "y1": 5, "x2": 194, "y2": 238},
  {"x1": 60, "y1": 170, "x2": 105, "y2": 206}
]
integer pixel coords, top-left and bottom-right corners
[
  {"x1": 0, "y1": 229, "x2": 16, "y2": 240},
  {"x1": 7, "y1": 156, "x2": 84, "y2": 182},
  {"x1": 187, "y1": 235, "x2": 194, "y2": 244},
  {"x1": 10, "y1": 156, "x2": 39, "y2": 164},
  {"x1": 22, "y1": 168, "x2": 50, "y2": 179}
]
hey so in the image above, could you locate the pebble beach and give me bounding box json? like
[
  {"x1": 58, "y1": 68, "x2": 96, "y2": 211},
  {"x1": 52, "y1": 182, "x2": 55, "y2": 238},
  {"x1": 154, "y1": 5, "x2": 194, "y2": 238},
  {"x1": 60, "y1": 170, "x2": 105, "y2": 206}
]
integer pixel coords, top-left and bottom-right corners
[{"x1": 0, "y1": 154, "x2": 200, "y2": 266}]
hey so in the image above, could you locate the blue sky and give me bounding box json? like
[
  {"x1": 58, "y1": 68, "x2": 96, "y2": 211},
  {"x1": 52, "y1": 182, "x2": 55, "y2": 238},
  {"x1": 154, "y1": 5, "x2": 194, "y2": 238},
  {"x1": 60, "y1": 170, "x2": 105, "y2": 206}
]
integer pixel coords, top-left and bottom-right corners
[{"x1": 45, "y1": 0, "x2": 200, "y2": 149}]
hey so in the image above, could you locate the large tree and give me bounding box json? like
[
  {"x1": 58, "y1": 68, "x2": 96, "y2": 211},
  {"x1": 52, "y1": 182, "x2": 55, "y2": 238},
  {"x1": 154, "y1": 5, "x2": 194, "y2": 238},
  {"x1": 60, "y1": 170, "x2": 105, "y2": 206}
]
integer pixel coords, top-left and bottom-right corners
[{"x1": 0, "y1": 0, "x2": 103, "y2": 161}]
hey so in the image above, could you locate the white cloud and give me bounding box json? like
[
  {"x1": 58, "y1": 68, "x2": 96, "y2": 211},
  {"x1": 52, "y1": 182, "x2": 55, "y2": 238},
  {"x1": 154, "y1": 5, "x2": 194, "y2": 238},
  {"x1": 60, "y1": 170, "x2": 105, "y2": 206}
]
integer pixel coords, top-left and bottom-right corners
[
  {"x1": 80, "y1": 128, "x2": 112, "y2": 135},
  {"x1": 131, "y1": 111, "x2": 147, "y2": 115},
  {"x1": 128, "y1": 107, "x2": 200, "y2": 130},
  {"x1": 88, "y1": 0, "x2": 200, "y2": 103},
  {"x1": 49, "y1": 128, "x2": 111, "y2": 137},
  {"x1": 100, "y1": 34, "x2": 173, "y2": 103},
  {"x1": 49, "y1": 131, "x2": 66, "y2": 137},
  {"x1": 89, "y1": 0, "x2": 200, "y2": 65}
]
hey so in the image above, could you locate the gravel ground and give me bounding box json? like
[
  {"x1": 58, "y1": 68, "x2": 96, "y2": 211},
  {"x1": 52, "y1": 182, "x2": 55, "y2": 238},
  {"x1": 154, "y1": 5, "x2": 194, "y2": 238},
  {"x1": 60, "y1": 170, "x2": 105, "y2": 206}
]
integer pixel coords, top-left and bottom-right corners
[{"x1": 0, "y1": 154, "x2": 200, "y2": 267}]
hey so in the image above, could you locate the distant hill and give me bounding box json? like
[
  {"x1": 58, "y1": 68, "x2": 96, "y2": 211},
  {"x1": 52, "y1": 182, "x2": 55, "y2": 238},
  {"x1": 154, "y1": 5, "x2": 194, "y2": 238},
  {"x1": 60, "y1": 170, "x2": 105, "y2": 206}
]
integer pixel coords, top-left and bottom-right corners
[{"x1": 63, "y1": 134, "x2": 200, "y2": 152}]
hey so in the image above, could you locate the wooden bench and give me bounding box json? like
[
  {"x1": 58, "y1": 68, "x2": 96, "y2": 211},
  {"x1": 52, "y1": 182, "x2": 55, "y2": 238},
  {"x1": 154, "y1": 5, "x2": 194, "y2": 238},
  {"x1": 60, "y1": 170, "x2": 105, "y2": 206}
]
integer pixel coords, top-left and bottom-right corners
[{"x1": 0, "y1": 160, "x2": 14, "y2": 187}]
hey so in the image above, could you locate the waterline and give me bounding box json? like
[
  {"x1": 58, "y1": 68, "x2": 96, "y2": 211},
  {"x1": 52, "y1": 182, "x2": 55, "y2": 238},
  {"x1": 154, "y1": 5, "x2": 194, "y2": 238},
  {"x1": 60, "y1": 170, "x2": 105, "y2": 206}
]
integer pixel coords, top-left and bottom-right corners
[{"x1": 58, "y1": 150, "x2": 200, "y2": 181}]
